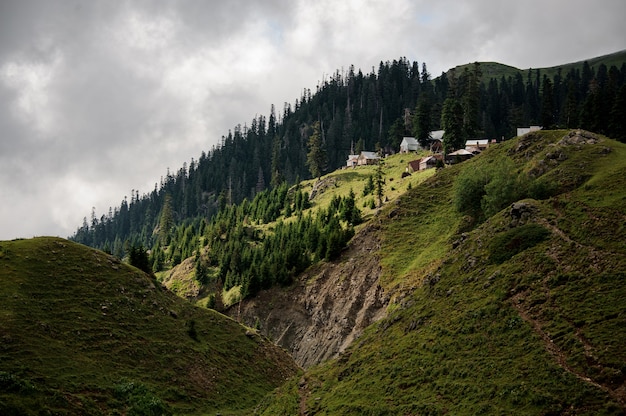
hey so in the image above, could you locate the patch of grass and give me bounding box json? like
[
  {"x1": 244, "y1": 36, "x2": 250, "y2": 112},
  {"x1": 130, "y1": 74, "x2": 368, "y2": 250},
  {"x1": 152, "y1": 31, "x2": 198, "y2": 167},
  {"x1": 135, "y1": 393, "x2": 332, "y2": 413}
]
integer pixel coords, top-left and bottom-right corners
[{"x1": 488, "y1": 223, "x2": 550, "y2": 264}]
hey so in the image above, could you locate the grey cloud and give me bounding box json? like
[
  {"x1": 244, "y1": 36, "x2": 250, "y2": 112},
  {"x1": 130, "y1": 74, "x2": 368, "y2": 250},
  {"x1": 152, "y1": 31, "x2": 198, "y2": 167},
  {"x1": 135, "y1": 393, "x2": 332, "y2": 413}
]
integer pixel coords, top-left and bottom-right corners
[{"x1": 1, "y1": 0, "x2": 624, "y2": 240}]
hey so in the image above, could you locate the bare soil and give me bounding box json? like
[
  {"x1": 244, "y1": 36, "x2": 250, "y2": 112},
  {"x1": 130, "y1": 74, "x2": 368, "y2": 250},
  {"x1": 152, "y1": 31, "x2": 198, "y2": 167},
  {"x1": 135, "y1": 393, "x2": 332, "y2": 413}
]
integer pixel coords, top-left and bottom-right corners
[{"x1": 226, "y1": 223, "x2": 389, "y2": 368}]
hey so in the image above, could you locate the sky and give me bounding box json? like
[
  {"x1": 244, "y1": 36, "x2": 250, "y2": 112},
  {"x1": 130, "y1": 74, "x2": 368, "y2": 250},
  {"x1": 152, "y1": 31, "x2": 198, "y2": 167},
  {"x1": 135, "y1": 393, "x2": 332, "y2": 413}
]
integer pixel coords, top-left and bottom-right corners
[{"x1": 1, "y1": 0, "x2": 625, "y2": 240}]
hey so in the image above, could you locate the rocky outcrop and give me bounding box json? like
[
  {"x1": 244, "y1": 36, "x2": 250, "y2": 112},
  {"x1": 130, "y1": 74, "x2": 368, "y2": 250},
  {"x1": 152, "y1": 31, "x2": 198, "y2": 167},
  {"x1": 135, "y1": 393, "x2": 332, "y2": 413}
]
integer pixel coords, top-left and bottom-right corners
[{"x1": 226, "y1": 224, "x2": 389, "y2": 368}]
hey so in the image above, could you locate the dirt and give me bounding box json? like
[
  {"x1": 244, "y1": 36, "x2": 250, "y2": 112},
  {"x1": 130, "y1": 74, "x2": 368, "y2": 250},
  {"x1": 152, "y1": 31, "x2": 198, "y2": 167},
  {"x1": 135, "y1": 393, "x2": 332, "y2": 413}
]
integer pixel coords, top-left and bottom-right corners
[{"x1": 226, "y1": 223, "x2": 389, "y2": 368}]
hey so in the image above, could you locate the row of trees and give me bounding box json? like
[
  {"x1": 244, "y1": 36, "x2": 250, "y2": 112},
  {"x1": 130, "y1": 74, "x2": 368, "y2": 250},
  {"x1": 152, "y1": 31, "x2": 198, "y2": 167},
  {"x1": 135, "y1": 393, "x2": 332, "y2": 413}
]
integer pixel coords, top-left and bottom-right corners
[{"x1": 72, "y1": 55, "x2": 626, "y2": 261}]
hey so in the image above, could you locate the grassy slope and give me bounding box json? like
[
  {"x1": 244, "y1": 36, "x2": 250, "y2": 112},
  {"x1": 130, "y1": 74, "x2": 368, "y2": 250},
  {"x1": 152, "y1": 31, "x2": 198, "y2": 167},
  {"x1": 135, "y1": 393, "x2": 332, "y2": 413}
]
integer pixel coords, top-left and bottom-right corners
[
  {"x1": 450, "y1": 49, "x2": 626, "y2": 85},
  {"x1": 0, "y1": 237, "x2": 298, "y2": 415},
  {"x1": 258, "y1": 130, "x2": 626, "y2": 415}
]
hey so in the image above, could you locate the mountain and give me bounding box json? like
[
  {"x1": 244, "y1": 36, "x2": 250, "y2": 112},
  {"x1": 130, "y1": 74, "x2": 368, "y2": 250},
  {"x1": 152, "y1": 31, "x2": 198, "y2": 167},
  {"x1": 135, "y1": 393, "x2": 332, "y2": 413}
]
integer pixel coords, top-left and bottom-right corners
[
  {"x1": 70, "y1": 51, "x2": 626, "y2": 262},
  {"x1": 0, "y1": 237, "x2": 298, "y2": 415},
  {"x1": 241, "y1": 129, "x2": 626, "y2": 414}
]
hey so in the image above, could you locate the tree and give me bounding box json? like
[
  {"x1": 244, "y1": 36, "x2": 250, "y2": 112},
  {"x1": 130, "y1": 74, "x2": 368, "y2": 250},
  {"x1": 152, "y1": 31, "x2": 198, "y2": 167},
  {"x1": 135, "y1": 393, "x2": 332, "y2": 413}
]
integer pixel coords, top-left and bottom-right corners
[
  {"x1": 609, "y1": 84, "x2": 626, "y2": 142},
  {"x1": 463, "y1": 62, "x2": 482, "y2": 138},
  {"x1": 441, "y1": 98, "x2": 465, "y2": 153},
  {"x1": 306, "y1": 121, "x2": 327, "y2": 179},
  {"x1": 158, "y1": 194, "x2": 174, "y2": 245},
  {"x1": 128, "y1": 244, "x2": 153, "y2": 276},
  {"x1": 540, "y1": 76, "x2": 555, "y2": 129},
  {"x1": 412, "y1": 94, "x2": 432, "y2": 147}
]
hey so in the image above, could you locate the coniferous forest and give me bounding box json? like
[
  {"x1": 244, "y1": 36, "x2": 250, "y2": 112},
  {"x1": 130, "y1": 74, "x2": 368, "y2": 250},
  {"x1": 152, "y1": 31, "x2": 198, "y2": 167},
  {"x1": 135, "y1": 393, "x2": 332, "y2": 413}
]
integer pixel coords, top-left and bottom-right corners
[{"x1": 71, "y1": 53, "x2": 626, "y2": 298}]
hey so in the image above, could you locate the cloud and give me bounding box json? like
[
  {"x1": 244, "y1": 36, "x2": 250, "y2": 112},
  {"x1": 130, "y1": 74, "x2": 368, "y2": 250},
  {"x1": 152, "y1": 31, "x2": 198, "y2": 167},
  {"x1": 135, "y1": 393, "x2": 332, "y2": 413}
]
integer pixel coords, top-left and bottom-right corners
[{"x1": 0, "y1": 0, "x2": 624, "y2": 240}]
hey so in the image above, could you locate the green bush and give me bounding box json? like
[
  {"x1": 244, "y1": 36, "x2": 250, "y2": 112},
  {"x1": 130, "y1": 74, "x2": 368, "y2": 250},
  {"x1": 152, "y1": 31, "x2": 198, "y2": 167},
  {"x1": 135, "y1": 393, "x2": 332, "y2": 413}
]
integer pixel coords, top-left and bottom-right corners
[
  {"x1": 454, "y1": 159, "x2": 529, "y2": 222},
  {"x1": 114, "y1": 380, "x2": 171, "y2": 416}
]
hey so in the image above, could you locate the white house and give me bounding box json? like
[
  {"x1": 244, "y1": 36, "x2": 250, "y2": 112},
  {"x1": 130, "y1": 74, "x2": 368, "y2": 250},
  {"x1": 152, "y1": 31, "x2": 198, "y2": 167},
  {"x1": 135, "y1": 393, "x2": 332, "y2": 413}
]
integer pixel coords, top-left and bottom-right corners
[
  {"x1": 516, "y1": 126, "x2": 542, "y2": 137},
  {"x1": 400, "y1": 137, "x2": 419, "y2": 153},
  {"x1": 346, "y1": 154, "x2": 359, "y2": 168}
]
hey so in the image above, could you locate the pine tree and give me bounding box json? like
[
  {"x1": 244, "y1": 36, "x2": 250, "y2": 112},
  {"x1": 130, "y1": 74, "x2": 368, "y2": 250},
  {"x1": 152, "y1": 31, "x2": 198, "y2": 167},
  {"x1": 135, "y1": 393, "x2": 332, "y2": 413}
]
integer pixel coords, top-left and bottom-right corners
[
  {"x1": 413, "y1": 94, "x2": 432, "y2": 147},
  {"x1": 306, "y1": 121, "x2": 327, "y2": 179},
  {"x1": 158, "y1": 194, "x2": 174, "y2": 245},
  {"x1": 441, "y1": 98, "x2": 465, "y2": 153}
]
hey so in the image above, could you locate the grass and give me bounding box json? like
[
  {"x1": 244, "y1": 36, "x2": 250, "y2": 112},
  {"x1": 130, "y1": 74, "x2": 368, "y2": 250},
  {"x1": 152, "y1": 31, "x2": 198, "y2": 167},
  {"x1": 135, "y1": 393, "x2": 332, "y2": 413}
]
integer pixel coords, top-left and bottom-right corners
[
  {"x1": 257, "y1": 130, "x2": 626, "y2": 415},
  {"x1": 0, "y1": 237, "x2": 298, "y2": 415}
]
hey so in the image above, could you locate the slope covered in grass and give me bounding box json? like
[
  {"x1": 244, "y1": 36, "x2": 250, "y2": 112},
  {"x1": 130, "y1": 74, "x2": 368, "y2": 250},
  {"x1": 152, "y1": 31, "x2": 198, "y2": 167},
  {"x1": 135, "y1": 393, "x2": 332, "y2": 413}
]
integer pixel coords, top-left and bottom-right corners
[
  {"x1": 0, "y1": 237, "x2": 298, "y2": 415},
  {"x1": 258, "y1": 130, "x2": 626, "y2": 415}
]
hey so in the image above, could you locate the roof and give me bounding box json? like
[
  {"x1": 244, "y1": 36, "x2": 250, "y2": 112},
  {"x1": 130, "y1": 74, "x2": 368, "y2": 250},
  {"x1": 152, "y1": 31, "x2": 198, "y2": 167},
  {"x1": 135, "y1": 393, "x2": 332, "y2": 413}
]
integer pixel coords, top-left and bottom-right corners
[
  {"x1": 359, "y1": 151, "x2": 380, "y2": 159},
  {"x1": 465, "y1": 139, "x2": 490, "y2": 146},
  {"x1": 448, "y1": 149, "x2": 473, "y2": 156},
  {"x1": 430, "y1": 130, "x2": 445, "y2": 141},
  {"x1": 401, "y1": 137, "x2": 418, "y2": 146}
]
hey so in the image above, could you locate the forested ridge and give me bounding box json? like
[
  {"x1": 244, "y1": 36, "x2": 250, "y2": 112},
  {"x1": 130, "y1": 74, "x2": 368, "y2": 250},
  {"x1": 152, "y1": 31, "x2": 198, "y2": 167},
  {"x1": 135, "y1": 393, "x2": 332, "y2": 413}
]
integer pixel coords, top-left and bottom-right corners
[{"x1": 71, "y1": 51, "x2": 626, "y2": 268}]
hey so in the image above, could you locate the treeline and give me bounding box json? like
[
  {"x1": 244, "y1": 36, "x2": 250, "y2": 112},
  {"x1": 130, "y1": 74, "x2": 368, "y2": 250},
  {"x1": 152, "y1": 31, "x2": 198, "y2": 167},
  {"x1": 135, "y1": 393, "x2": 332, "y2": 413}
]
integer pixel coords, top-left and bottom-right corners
[{"x1": 71, "y1": 55, "x2": 626, "y2": 256}]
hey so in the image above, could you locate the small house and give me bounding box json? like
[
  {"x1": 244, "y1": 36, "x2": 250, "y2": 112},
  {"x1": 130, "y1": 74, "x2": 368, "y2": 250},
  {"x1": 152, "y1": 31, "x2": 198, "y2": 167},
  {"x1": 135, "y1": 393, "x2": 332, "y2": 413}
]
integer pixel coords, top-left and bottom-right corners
[
  {"x1": 346, "y1": 154, "x2": 359, "y2": 168},
  {"x1": 357, "y1": 151, "x2": 380, "y2": 166},
  {"x1": 400, "y1": 137, "x2": 419, "y2": 153},
  {"x1": 465, "y1": 139, "x2": 491, "y2": 153},
  {"x1": 429, "y1": 130, "x2": 444, "y2": 153},
  {"x1": 420, "y1": 155, "x2": 443, "y2": 170},
  {"x1": 516, "y1": 126, "x2": 542, "y2": 137},
  {"x1": 446, "y1": 148, "x2": 474, "y2": 164},
  {"x1": 407, "y1": 159, "x2": 421, "y2": 173}
]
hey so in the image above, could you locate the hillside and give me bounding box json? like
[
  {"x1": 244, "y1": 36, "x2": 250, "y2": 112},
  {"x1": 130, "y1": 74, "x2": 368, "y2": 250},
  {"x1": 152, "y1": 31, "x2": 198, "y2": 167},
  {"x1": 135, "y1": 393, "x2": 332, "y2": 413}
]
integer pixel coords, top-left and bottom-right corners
[
  {"x1": 450, "y1": 49, "x2": 626, "y2": 85},
  {"x1": 0, "y1": 237, "x2": 298, "y2": 415},
  {"x1": 252, "y1": 130, "x2": 626, "y2": 414},
  {"x1": 70, "y1": 50, "x2": 626, "y2": 261}
]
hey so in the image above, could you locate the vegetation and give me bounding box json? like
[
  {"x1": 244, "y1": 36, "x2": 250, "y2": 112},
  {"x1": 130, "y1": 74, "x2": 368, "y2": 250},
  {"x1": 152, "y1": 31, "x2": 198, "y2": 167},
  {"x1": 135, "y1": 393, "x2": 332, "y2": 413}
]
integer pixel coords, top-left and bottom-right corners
[
  {"x1": 257, "y1": 130, "x2": 626, "y2": 414},
  {"x1": 42, "y1": 50, "x2": 626, "y2": 413},
  {"x1": 0, "y1": 237, "x2": 298, "y2": 415},
  {"x1": 71, "y1": 52, "x2": 626, "y2": 264}
]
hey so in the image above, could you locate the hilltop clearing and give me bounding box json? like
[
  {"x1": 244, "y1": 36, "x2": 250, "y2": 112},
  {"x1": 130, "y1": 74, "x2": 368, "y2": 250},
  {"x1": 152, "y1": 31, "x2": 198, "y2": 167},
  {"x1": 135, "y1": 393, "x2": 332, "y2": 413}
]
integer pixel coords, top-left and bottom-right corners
[{"x1": 0, "y1": 237, "x2": 298, "y2": 415}]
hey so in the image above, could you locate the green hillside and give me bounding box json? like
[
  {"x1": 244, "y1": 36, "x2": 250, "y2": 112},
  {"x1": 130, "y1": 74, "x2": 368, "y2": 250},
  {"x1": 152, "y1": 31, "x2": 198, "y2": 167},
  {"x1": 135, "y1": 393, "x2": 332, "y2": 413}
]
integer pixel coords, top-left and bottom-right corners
[
  {"x1": 0, "y1": 237, "x2": 298, "y2": 415},
  {"x1": 257, "y1": 130, "x2": 626, "y2": 415},
  {"x1": 450, "y1": 49, "x2": 626, "y2": 85}
]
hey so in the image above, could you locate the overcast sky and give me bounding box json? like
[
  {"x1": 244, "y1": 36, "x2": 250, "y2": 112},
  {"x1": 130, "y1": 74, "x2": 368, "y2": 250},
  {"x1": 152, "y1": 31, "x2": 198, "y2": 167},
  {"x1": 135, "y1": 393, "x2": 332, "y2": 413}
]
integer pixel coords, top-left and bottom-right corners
[{"x1": 1, "y1": 0, "x2": 624, "y2": 240}]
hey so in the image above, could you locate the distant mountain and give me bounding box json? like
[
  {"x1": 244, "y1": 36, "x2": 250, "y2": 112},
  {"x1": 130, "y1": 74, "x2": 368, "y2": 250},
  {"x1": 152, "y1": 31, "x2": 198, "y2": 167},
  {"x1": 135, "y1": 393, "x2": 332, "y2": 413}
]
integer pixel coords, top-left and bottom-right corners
[{"x1": 0, "y1": 237, "x2": 298, "y2": 415}]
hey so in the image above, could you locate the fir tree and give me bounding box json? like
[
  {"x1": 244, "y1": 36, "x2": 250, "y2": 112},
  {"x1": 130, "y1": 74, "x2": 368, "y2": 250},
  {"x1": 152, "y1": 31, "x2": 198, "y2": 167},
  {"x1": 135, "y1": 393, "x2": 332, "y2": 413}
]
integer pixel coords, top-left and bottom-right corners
[{"x1": 306, "y1": 121, "x2": 327, "y2": 179}]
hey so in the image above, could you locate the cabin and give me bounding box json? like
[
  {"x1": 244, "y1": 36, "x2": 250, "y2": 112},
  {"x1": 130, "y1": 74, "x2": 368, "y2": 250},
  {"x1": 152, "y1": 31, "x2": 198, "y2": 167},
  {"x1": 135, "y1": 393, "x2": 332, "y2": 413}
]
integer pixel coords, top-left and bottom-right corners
[
  {"x1": 429, "y1": 130, "x2": 445, "y2": 153},
  {"x1": 465, "y1": 139, "x2": 492, "y2": 154},
  {"x1": 420, "y1": 155, "x2": 443, "y2": 170},
  {"x1": 516, "y1": 126, "x2": 542, "y2": 137},
  {"x1": 357, "y1": 151, "x2": 380, "y2": 166},
  {"x1": 346, "y1": 154, "x2": 359, "y2": 168},
  {"x1": 400, "y1": 137, "x2": 419, "y2": 153},
  {"x1": 407, "y1": 159, "x2": 421, "y2": 173},
  {"x1": 446, "y1": 148, "x2": 474, "y2": 164}
]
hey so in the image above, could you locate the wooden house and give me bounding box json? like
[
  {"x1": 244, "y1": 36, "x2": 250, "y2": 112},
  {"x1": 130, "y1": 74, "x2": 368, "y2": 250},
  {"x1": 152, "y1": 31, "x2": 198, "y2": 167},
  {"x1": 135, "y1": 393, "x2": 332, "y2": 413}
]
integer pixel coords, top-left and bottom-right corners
[
  {"x1": 357, "y1": 151, "x2": 380, "y2": 166},
  {"x1": 400, "y1": 137, "x2": 419, "y2": 153}
]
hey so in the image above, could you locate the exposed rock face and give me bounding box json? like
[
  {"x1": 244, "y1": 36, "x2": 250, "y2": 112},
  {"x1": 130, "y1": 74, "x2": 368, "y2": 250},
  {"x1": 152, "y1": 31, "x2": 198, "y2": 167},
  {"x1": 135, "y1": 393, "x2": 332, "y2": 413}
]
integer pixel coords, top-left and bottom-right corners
[{"x1": 226, "y1": 224, "x2": 389, "y2": 368}]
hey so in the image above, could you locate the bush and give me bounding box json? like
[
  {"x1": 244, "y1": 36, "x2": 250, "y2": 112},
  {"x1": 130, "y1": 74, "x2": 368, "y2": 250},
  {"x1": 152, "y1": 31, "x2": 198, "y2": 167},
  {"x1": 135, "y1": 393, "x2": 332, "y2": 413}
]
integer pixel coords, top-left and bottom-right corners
[
  {"x1": 114, "y1": 380, "x2": 172, "y2": 416},
  {"x1": 454, "y1": 159, "x2": 529, "y2": 222}
]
